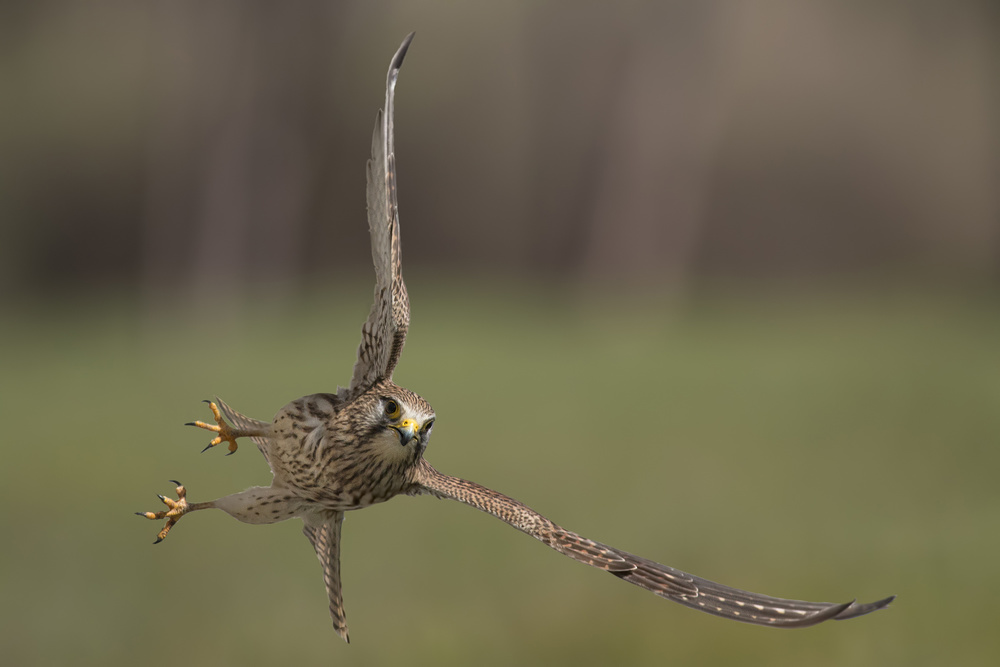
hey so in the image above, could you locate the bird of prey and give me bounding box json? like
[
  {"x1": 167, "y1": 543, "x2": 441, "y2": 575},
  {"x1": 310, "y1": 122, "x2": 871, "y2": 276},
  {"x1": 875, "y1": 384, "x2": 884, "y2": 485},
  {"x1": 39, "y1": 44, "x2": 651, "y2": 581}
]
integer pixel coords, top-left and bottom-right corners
[{"x1": 137, "y1": 33, "x2": 894, "y2": 643}]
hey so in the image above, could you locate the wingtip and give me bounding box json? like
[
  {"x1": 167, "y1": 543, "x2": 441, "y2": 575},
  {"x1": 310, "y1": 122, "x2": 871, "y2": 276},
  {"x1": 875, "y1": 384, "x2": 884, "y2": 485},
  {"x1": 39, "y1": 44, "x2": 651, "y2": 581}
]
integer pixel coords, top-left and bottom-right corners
[
  {"x1": 391, "y1": 32, "x2": 415, "y2": 73},
  {"x1": 833, "y1": 594, "x2": 896, "y2": 620}
]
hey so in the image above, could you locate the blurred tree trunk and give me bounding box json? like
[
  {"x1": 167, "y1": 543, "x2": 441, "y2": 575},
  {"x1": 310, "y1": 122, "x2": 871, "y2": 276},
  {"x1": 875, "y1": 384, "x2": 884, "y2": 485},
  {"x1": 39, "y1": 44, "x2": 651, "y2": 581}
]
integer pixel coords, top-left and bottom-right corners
[{"x1": 141, "y1": 2, "x2": 345, "y2": 310}]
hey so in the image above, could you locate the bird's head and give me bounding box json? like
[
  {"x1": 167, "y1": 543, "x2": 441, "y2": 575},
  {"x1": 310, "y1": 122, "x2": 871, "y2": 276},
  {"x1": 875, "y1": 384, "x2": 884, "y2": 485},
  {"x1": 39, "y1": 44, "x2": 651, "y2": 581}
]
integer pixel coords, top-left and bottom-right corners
[
  {"x1": 359, "y1": 383, "x2": 435, "y2": 461},
  {"x1": 381, "y1": 395, "x2": 434, "y2": 448}
]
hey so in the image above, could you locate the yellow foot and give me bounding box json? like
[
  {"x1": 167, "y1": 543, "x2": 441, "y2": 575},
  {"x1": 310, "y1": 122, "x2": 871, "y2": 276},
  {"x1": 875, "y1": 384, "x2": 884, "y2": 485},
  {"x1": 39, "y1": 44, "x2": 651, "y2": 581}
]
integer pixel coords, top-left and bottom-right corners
[
  {"x1": 187, "y1": 400, "x2": 240, "y2": 454},
  {"x1": 136, "y1": 480, "x2": 190, "y2": 544}
]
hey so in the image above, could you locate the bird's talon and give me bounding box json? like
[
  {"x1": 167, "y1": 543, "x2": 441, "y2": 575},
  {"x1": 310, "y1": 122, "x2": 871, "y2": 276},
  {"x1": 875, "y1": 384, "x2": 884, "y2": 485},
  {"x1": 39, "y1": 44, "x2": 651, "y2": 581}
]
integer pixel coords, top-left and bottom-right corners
[
  {"x1": 137, "y1": 482, "x2": 191, "y2": 543},
  {"x1": 188, "y1": 401, "x2": 241, "y2": 454}
]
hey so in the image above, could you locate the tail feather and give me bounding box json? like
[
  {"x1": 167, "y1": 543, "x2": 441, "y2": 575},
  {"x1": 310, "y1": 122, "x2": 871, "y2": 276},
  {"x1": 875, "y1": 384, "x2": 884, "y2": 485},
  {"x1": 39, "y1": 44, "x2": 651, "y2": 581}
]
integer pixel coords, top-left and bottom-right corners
[{"x1": 302, "y1": 511, "x2": 350, "y2": 642}]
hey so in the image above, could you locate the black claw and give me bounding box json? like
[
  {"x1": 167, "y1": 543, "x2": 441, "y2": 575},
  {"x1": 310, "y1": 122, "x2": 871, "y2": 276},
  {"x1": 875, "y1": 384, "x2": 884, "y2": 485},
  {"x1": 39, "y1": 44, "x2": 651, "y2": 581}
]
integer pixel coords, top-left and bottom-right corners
[
  {"x1": 225, "y1": 450, "x2": 235, "y2": 457},
  {"x1": 135, "y1": 512, "x2": 145, "y2": 516},
  {"x1": 169, "y1": 480, "x2": 182, "y2": 487},
  {"x1": 153, "y1": 537, "x2": 163, "y2": 544},
  {"x1": 157, "y1": 494, "x2": 167, "y2": 501},
  {"x1": 202, "y1": 399, "x2": 212, "y2": 404},
  {"x1": 201, "y1": 444, "x2": 213, "y2": 453},
  {"x1": 184, "y1": 422, "x2": 197, "y2": 427}
]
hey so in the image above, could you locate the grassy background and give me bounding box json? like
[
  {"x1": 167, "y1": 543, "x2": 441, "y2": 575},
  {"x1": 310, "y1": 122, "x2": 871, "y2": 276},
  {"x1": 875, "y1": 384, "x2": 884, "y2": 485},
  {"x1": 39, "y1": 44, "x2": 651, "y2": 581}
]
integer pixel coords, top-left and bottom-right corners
[{"x1": 1, "y1": 279, "x2": 997, "y2": 666}]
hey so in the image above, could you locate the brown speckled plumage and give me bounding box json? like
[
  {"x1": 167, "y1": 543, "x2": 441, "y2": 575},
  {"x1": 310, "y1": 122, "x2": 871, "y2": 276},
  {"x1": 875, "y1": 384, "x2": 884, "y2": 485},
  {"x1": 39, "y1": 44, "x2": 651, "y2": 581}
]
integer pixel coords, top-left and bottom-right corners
[{"x1": 137, "y1": 33, "x2": 893, "y2": 644}]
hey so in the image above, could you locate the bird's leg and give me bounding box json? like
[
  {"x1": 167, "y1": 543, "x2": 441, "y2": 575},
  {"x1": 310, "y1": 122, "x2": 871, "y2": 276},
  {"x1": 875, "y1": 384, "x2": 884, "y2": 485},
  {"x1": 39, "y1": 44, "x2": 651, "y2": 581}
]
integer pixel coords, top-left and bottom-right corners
[
  {"x1": 136, "y1": 483, "x2": 302, "y2": 543},
  {"x1": 187, "y1": 400, "x2": 264, "y2": 455},
  {"x1": 135, "y1": 480, "x2": 214, "y2": 544}
]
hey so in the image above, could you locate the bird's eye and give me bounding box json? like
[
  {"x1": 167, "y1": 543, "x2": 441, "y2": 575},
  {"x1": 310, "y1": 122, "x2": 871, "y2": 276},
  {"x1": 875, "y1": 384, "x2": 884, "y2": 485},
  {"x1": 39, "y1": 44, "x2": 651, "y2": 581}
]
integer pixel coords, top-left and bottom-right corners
[
  {"x1": 423, "y1": 419, "x2": 434, "y2": 432},
  {"x1": 384, "y1": 400, "x2": 401, "y2": 420}
]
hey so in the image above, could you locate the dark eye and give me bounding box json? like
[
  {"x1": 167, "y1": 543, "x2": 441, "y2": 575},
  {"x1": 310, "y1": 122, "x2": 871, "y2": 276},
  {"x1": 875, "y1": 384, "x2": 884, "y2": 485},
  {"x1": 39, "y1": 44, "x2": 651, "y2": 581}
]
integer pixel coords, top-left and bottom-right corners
[
  {"x1": 423, "y1": 419, "x2": 435, "y2": 432},
  {"x1": 384, "y1": 400, "x2": 401, "y2": 419}
]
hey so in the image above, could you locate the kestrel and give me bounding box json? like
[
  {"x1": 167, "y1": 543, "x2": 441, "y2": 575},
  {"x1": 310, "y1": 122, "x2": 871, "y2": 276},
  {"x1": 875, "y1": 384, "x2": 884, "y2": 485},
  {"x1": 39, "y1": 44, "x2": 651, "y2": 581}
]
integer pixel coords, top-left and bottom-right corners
[{"x1": 138, "y1": 33, "x2": 894, "y2": 643}]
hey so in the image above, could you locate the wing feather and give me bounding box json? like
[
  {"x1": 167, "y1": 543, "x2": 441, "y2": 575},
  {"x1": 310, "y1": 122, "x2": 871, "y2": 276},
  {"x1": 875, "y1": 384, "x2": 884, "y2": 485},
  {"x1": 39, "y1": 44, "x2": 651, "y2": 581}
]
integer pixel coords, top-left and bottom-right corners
[
  {"x1": 349, "y1": 33, "x2": 414, "y2": 394},
  {"x1": 412, "y1": 460, "x2": 894, "y2": 628}
]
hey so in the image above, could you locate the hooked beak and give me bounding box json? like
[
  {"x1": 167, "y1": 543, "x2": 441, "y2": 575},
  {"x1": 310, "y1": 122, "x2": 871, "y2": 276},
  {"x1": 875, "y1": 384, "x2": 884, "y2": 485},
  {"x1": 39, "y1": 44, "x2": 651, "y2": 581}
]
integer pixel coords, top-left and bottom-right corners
[{"x1": 390, "y1": 418, "x2": 419, "y2": 445}]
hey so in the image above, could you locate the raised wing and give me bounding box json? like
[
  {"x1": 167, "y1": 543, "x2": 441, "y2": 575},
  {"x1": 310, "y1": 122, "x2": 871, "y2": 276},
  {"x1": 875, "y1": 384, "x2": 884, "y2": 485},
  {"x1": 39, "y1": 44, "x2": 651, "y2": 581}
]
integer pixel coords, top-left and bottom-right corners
[
  {"x1": 412, "y1": 460, "x2": 895, "y2": 628},
  {"x1": 302, "y1": 511, "x2": 350, "y2": 642},
  {"x1": 349, "y1": 33, "x2": 414, "y2": 395}
]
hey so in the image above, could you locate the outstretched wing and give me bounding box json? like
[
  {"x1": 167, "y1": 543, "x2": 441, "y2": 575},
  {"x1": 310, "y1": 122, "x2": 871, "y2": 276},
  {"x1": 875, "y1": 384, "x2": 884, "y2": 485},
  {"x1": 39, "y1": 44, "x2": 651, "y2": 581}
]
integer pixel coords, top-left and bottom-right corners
[
  {"x1": 302, "y1": 511, "x2": 350, "y2": 642},
  {"x1": 349, "y1": 33, "x2": 414, "y2": 395},
  {"x1": 412, "y1": 460, "x2": 895, "y2": 628}
]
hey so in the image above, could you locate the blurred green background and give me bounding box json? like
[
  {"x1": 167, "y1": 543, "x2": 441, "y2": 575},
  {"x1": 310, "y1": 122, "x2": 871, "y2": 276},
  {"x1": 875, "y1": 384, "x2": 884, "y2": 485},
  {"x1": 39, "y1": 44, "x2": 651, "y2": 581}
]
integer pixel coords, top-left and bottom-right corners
[{"x1": 2, "y1": 2, "x2": 998, "y2": 666}]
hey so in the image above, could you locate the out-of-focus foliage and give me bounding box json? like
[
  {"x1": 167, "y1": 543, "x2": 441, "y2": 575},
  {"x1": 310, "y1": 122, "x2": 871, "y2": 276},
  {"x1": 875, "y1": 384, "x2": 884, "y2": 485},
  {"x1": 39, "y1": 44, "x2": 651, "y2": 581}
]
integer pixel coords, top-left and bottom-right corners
[{"x1": 0, "y1": 1, "x2": 996, "y2": 301}]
